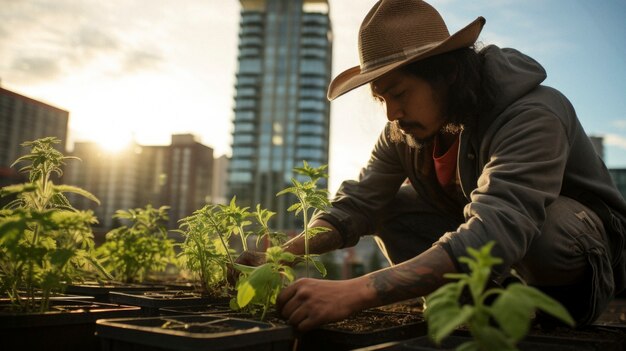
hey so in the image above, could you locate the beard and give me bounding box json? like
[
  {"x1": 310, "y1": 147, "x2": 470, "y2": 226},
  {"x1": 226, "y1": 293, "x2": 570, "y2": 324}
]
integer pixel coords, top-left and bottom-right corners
[{"x1": 388, "y1": 119, "x2": 464, "y2": 151}]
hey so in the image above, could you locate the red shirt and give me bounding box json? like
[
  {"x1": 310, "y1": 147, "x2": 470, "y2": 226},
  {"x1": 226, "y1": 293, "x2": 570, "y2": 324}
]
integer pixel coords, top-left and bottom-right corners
[{"x1": 433, "y1": 135, "x2": 460, "y2": 190}]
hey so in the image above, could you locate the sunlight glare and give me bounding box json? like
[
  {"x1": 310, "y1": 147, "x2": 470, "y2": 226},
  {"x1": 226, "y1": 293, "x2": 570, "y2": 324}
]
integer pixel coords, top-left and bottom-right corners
[{"x1": 93, "y1": 132, "x2": 134, "y2": 153}]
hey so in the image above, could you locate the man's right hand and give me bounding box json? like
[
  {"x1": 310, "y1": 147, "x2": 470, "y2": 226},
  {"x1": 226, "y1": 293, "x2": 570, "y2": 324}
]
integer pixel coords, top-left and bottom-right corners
[{"x1": 235, "y1": 250, "x2": 267, "y2": 267}]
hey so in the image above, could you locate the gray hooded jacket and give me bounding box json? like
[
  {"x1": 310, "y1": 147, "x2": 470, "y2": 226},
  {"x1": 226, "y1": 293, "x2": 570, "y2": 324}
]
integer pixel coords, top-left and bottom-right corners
[{"x1": 318, "y1": 45, "x2": 626, "y2": 288}]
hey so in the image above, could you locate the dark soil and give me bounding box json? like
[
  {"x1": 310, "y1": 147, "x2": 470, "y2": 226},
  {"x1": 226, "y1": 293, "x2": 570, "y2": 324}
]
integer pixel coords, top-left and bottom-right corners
[
  {"x1": 160, "y1": 317, "x2": 258, "y2": 333},
  {"x1": 325, "y1": 310, "x2": 424, "y2": 333},
  {"x1": 141, "y1": 290, "x2": 204, "y2": 299}
]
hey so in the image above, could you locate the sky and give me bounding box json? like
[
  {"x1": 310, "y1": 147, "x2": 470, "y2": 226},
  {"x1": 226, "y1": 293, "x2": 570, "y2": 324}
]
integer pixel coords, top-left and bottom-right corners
[{"x1": 1, "y1": 0, "x2": 625, "y2": 195}]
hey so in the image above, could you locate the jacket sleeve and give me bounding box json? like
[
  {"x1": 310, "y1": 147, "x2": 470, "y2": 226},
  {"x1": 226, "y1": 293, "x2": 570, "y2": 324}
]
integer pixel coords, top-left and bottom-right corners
[
  {"x1": 437, "y1": 107, "x2": 570, "y2": 280},
  {"x1": 314, "y1": 123, "x2": 408, "y2": 248}
]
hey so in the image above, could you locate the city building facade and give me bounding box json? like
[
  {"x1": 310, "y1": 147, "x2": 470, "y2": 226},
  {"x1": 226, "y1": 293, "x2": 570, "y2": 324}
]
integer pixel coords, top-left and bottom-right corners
[
  {"x1": 228, "y1": 0, "x2": 333, "y2": 230},
  {"x1": 65, "y1": 134, "x2": 214, "y2": 232},
  {"x1": 0, "y1": 86, "x2": 69, "y2": 189}
]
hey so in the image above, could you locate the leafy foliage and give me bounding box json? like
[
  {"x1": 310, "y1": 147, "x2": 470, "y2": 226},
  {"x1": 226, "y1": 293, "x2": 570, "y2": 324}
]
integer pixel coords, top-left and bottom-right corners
[
  {"x1": 97, "y1": 205, "x2": 176, "y2": 283},
  {"x1": 0, "y1": 137, "x2": 101, "y2": 312},
  {"x1": 176, "y1": 204, "x2": 237, "y2": 296},
  {"x1": 218, "y1": 197, "x2": 253, "y2": 252},
  {"x1": 232, "y1": 246, "x2": 295, "y2": 320},
  {"x1": 424, "y1": 241, "x2": 575, "y2": 351},
  {"x1": 254, "y1": 204, "x2": 287, "y2": 248},
  {"x1": 277, "y1": 161, "x2": 330, "y2": 277}
]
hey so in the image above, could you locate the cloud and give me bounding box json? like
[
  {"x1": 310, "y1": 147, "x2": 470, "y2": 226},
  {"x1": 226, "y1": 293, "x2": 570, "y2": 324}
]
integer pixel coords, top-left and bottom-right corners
[
  {"x1": 121, "y1": 50, "x2": 163, "y2": 74},
  {"x1": 612, "y1": 120, "x2": 626, "y2": 130},
  {"x1": 10, "y1": 56, "x2": 62, "y2": 81},
  {"x1": 604, "y1": 134, "x2": 626, "y2": 149}
]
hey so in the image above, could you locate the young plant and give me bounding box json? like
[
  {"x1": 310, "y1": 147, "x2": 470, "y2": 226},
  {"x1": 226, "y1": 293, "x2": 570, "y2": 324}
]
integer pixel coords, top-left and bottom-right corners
[
  {"x1": 424, "y1": 241, "x2": 575, "y2": 351},
  {"x1": 277, "y1": 161, "x2": 330, "y2": 277},
  {"x1": 97, "y1": 205, "x2": 176, "y2": 283},
  {"x1": 232, "y1": 246, "x2": 296, "y2": 320},
  {"x1": 177, "y1": 204, "x2": 237, "y2": 296},
  {"x1": 218, "y1": 197, "x2": 253, "y2": 252},
  {"x1": 253, "y1": 204, "x2": 288, "y2": 249},
  {"x1": 0, "y1": 137, "x2": 101, "y2": 312}
]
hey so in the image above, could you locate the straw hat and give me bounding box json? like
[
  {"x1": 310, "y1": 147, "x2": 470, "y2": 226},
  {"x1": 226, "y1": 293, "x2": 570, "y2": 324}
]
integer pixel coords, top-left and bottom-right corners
[{"x1": 328, "y1": 0, "x2": 485, "y2": 100}]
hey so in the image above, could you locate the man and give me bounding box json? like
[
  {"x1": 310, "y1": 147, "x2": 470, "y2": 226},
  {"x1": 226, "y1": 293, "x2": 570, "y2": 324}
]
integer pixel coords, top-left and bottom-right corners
[{"x1": 243, "y1": 0, "x2": 626, "y2": 331}]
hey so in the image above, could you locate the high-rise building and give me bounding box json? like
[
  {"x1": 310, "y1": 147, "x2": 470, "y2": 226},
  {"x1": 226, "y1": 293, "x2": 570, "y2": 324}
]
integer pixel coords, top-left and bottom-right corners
[
  {"x1": 228, "y1": 0, "x2": 333, "y2": 230},
  {"x1": 0, "y1": 86, "x2": 69, "y2": 188},
  {"x1": 212, "y1": 155, "x2": 230, "y2": 205},
  {"x1": 65, "y1": 142, "x2": 141, "y2": 229},
  {"x1": 166, "y1": 134, "x2": 214, "y2": 228}
]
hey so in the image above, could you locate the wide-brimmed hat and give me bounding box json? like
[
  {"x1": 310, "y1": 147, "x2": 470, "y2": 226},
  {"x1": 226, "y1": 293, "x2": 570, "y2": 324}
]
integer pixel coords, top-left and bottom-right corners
[{"x1": 328, "y1": 0, "x2": 485, "y2": 100}]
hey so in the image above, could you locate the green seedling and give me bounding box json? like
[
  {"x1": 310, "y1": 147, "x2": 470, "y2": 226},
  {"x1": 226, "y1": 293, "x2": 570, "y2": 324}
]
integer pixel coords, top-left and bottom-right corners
[
  {"x1": 0, "y1": 137, "x2": 102, "y2": 312},
  {"x1": 424, "y1": 241, "x2": 575, "y2": 351},
  {"x1": 253, "y1": 204, "x2": 288, "y2": 249},
  {"x1": 218, "y1": 197, "x2": 253, "y2": 252},
  {"x1": 97, "y1": 205, "x2": 176, "y2": 283},
  {"x1": 277, "y1": 161, "x2": 330, "y2": 277},
  {"x1": 177, "y1": 204, "x2": 237, "y2": 296},
  {"x1": 232, "y1": 246, "x2": 296, "y2": 320}
]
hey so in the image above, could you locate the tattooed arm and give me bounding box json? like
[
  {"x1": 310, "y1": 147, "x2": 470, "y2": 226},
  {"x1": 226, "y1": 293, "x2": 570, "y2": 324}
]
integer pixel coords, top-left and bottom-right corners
[
  {"x1": 276, "y1": 245, "x2": 456, "y2": 331},
  {"x1": 282, "y1": 218, "x2": 344, "y2": 255},
  {"x1": 366, "y1": 244, "x2": 455, "y2": 305}
]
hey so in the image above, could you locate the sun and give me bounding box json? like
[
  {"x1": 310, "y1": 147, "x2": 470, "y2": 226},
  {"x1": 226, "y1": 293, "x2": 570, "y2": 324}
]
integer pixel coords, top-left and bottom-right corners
[{"x1": 93, "y1": 132, "x2": 134, "y2": 153}]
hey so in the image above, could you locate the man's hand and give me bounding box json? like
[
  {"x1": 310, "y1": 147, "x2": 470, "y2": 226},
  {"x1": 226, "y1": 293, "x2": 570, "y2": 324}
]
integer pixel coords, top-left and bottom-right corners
[
  {"x1": 276, "y1": 277, "x2": 373, "y2": 331},
  {"x1": 235, "y1": 250, "x2": 267, "y2": 266},
  {"x1": 276, "y1": 245, "x2": 457, "y2": 331}
]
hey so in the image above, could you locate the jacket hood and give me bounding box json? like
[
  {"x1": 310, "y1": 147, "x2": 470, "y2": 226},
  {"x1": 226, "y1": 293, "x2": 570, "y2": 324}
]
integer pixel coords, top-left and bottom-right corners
[{"x1": 481, "y1": 45, "x2": 547, "y2": 119}]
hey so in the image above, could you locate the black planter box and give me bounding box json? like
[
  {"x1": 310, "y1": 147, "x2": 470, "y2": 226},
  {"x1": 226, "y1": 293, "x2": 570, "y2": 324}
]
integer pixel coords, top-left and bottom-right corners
[
  {"x1": 0, "y1": 290, "x2": 94, "y2": 302},
  {"x1": 109, "y1": 290, "x2": 227, "y2": 317},
  {"x1": 65, "y1": 281, "x2": 167, "y2": 302},
  {"x1": 0, "y1": 299, "x2": 140, "y2": 351},
  {"x1": 298, "y1": 310, "x2": 427, "y2": 351},
  {"x1": 357, "y1": 328, "x2": 626, "y2": 351},
  {"x1": 96, "y1": 314, "x2": 295, "y2": 351},
  {"x1": 160, "y1": 303, "x2": 232, "y2": 316}
]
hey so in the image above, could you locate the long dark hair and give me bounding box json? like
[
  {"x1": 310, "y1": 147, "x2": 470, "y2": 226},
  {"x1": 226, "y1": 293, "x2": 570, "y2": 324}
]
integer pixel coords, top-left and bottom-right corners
[{"x1": 399, "y1": 46, "x2": 492, "y2": 127}]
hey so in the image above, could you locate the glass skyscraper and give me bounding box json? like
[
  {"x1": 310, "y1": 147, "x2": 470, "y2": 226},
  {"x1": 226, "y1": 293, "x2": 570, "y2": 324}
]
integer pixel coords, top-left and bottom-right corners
[{"x1": 228, "y1": 0, "x2": 332, "y2": 230}]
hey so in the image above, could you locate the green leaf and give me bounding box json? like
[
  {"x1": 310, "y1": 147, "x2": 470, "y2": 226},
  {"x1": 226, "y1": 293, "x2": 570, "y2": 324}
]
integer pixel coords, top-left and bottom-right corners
[
  {"x1": 310, "y1": 257, "x2": 327, "y2": 277},
  {"x1": 503, "y1": 284, "x2": 574, "y2": 327},
  {"x1": 471, "y1": 325, "x2": 518, "y2": 351},
  {"x1": 237, "y1": 280, "x2": 256, "y2": 308},
  {"x1": 489, "y1": 286, "x2": 533, "y2": 341}
]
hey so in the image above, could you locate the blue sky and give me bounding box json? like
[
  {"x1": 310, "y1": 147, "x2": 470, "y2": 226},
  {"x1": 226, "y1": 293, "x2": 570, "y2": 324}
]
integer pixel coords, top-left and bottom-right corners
[{"x1": 1, "y1": 0, "x2": 625, "y2": 194}]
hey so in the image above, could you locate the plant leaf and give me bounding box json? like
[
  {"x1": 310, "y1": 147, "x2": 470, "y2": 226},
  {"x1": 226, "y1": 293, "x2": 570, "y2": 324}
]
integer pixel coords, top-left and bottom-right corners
[{"x1": 237, "y1": 281, "x2": 255, "y2": 308}]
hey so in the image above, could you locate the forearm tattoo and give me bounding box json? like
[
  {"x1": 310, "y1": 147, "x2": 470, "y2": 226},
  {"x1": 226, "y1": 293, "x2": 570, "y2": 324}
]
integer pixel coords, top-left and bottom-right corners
[
  {"x1": 367, "y1": 248, "x2": 453, "y2": 305},
  {"x1": 283, "y1": 228, "x2": 344, "y2": 255}
]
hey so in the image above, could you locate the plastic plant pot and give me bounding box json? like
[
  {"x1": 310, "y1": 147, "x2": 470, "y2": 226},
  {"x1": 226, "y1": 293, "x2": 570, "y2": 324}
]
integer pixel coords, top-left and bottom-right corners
[
  {"x1": 0, "y1": 299, "x2": 140, "y2": 351},
  {"x1": 108, "y1": 290, "x2": 228, "y2": 317},
  {"x1": 96, "y1": 314, "x2": 295, "y2": 351},
  {"x1": 298, "y1": 309, "x2": 427, "y2": 351}
]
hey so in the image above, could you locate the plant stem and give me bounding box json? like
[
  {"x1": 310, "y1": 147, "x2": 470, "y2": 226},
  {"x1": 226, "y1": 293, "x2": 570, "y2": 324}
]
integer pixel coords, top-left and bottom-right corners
[
  {"x1": 239, "y1": 225, "x2": 248, "y2": 252},
  {"x1": 301, "y1": 200, "x2": 310, "y2": 278}
]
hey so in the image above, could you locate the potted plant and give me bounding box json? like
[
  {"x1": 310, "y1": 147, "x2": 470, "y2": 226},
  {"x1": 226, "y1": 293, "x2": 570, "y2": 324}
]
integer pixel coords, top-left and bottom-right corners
[
  {"x1": 108, "y1": 197, "x2": 262, "y2": 316},
  {"x1": 67, "y1": 205, "x2": 179, "y2": 303},
  {"x1": 0, "y1": 137, "x2": 140, "y2": 351},
  {"x1": 422, "y1": 241, "x2": 574, "y2": 351}
]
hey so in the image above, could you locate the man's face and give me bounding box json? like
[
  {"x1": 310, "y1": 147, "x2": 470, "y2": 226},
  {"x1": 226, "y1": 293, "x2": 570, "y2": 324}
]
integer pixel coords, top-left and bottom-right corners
[{"x1": 372, "y1": 69, "x2": 449, "y2": 149}]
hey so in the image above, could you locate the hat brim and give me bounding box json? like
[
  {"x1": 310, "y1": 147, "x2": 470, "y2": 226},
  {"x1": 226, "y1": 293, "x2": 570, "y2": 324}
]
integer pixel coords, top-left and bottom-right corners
[{"x1": 327, "y1": 16, "x2": 486, "y2": 101}]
